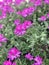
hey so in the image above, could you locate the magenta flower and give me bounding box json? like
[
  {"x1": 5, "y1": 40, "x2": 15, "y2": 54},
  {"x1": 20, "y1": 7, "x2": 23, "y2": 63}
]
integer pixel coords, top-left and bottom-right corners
[
  {"x1": 3, "y1": 60, "x2": 16, "y2": 65},
  {"x1": 14, "y1": 19, "x2": 20, "y2": 26},
  {"x1": 0, "y1": 2, "x2": 4, "y2": 8},
  {"x1": 7, "y1": 47, "x2": 21, "y2": 60},
  {"x1": 16, "y1": 6, "x2": 35, "y2": 17},
  {"x1": 39, "y1": 15, "x2": 46, "y2": 21},
  {"x1": 3, "y1": 60, "x2": 12, "y2": 65},
  {"x1": 34, "y1": 56, "x2": 43, "y2": 65},
  {"x1": 28, "y1": 6, "x2": 35, "y2": 15},
  {"x1": 30, "y1": 0, "x2": 35, "y2": 3},
  {"x1": 30, "y1": 0, "x2": 42, "y2": 6},
  {"x1": 15, "y1": 0, "x2": 24, "y2": 5},
  {"x1": 3, "y1": 5, "x2": 14, "y2": 13},
  {"x1": 21, "y1": 8, "x2": 28, "y2": 17},
  {"x1": 0, "y1": 3, "x2": 14, "y2": 20},
  {"x1": 12, "y1": 62, "x2": 16, "y2": 65},
  {"x1": 34, "y1": 0, "x2": 42, "y2": 6},
  {"x1": 32, "y1": 62, "x2": 40, "y2": 65},
  {"x1": 23, "y1": 20, "x2": 32, "y2": 29},
  {"x1": 4, "y1": 0, "x2": 12, "y2": 5},
  {"x1": 0, "y1": 24, "x2": 4, "y2": 29},
  {"x1": 14, "y1": 24, "x2": 26, "y2": 36},
  {"x1": 44, "y1": 0, "x2": 49, "y2": 4},
  {"x1": 21, "y1": 6, "x2": 35, "y2": 17},
  {"x1": 0, "y1": 34, "x2": 7, "y2": 43},
  {"x1": 0, "y1": 9, "x2": 6, "y2": 19},
  {"x1": 14, "y1": 20, "x2": 32, "y2": 36},
  {"x1": 25, "y1": 53, "x2": 33, "y2": 61},
  {"x1": 0, "y1": 3, "x2": 6, "y2": 19}
]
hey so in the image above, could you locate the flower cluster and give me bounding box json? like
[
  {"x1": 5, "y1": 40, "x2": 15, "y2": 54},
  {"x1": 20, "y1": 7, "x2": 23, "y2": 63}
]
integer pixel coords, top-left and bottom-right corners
[
  {"x1": 25, "y1": 53, "x2": 43, "y2": 65},
  {"x1": 7, "y1": 47, "x2": 21, "y2": 60},
  {"x1": 33, "y1": 56, "x2": 43, "y2": 65},
  {"x1": 3, "y1": 47, "x2": 21, "y2": 65},
  {"x1": 0, "y1": 1, "x2": 14, "y2": 19},
  {"x1": 3, "y1": 49, "x2": 43, "y2": 65},
  {"x1": 14, "y1": 20, "x2": 32, "y2": 36},
  {"x1": 17, "y1": 6, "x2": 36, "y2": 17},
  {"x1": 0, "y1": 0, "x2": 49, "y2": 65},
  {"x1": 39, "y1": 15, "x2": 46, "y2": 21},
  {"x1": 30, "y1": 0, "x2": 42, "y2": 7},
  {"x1": 0, "y1": 0, "x2": 25, "y2": 20},
  {"x1": 38, "y1": 12, "x2": 49, "y2": 21}
]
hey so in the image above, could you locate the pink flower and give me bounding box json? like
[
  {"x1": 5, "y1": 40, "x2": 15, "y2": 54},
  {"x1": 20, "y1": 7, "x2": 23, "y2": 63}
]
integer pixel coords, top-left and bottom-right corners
[
  {"x1": 21, "y1": 6, "x2": 35, "y2": 17},
  {"x1": 0, "y1": 34, "x2": 7, "y2": 43},
  {"x1": 34, "y1": 0, "x2": 42, "y2": 6},
  {"x1": 14, "y1": 24, "x2": 26, "y2": 36},
  {"x1": 21, "y1": 8, "x2": 28, "y2": 17},
  {"x1": 30, "y1": 0, "x2": 42, "y2": 6},
  {"x1": 15, "y1": 0, "x2": 24, "y2": 5},
  {"x1": 32, "y1": 62, "x2": 40, "y2": 65},
  {"x1": 0, "y1": 2, "x2": 4, "y2": 8},
  {"x1": 12, "y1": 62, "x2": 16, "y2": 65},
  {"x1": 0, "y1": 9, "x2": 6, "y2": 19},
  {"x1": 14, "y1": 19, "x2": 20, "y2": 26},
  {"x1": 28, "y1": 6, "x2": 35, "y2": 15},
  {"x1": 39, "y1": 15, "x2": 46, "y2": 21},
  {"x1": 7, "y1": 47, "x2": 21, "y2": 60},
  {"x1": 0, "y1": 3, "x2": 7, "y2": 19},
  {"x1": 34, "y1": 56, "x2": 43, "y2": 65},
  {"x1": 4, "y1": 0, "x2": 12, "y2": 5},
  {"x1": 3, "y1": 5, "x2": 14, "y2": 13},
  {"x1": 25, "y1": 53, "x2": 33, "y2": 61},
  {"x1": 0, "y1": 3, "x2": 14, "y2": 19},
  {"x1": 44, "y1": 0, "x2": 49, "y2": 4},
  {"x1": 14, "y1": 20, "x2": 32, "y2": 36},
  {"x1": 3, "y1": 60, "x2": 12, "y2": 65},
  {"x1": 0, "y1": 24, "x2": 4, "y2": 29},
  {"x1": 16, "y1": 6, "x2": 35, "y2": 17},
  {"x1": 0, "y1": 2, "x2": 6, "y2": 19},
  {"x1": 3, "y1": 60, "x2": 16, "y2": 65},
  {"x1": 30, "y1": 0, "x2": 35, "y2": 3},
  {"x1": 23, "y1": 20, "x2": 32, "y2": 29}
]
